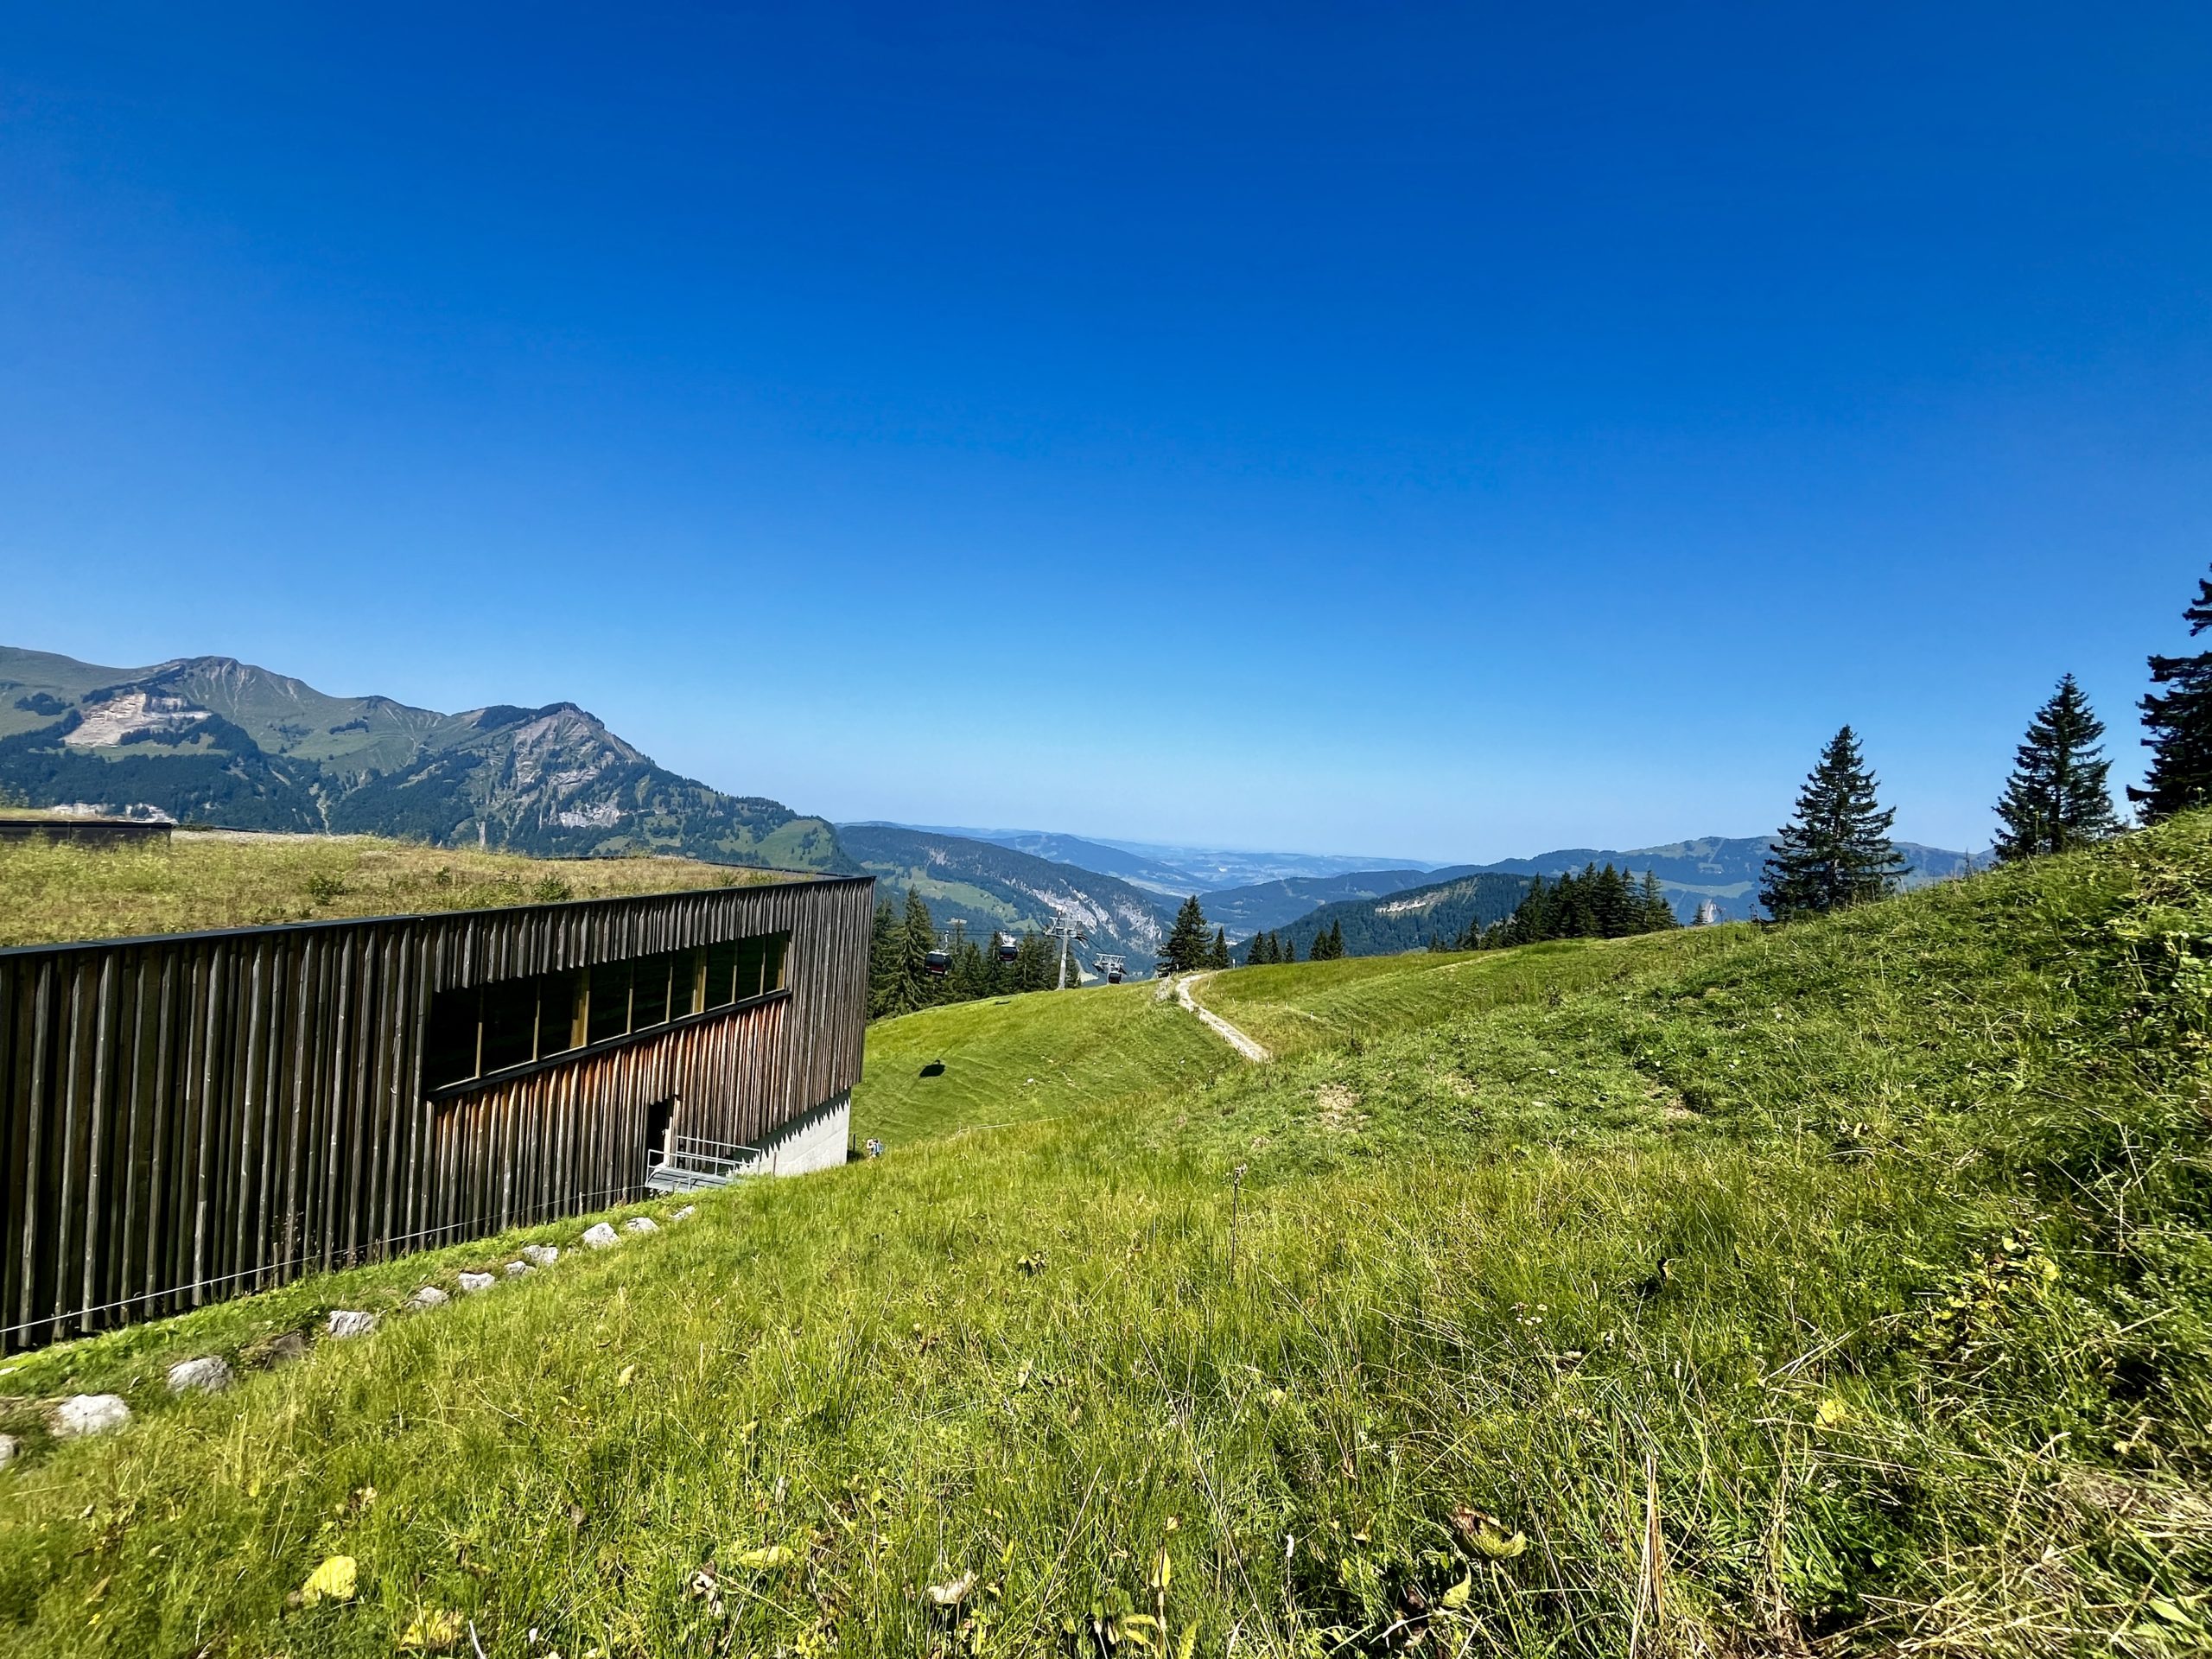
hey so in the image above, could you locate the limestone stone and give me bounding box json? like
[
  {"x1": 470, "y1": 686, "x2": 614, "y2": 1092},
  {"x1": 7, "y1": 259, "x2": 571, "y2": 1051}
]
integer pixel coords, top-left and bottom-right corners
[
  {"x1": 623, "y1": 1217, "x2": 659, "y2": 1235},
  {"x1": 522, "y1": 1243, "x2": 561, "y2": 1267},
  {"x1": 410, "y1": 1286, "x2": 449, "y2": 1309},
  {"x1": 52, "y1": 1394, "x2": 131, "y2": 1437},
  {"x1": 165, "y1": 1356, "x2": 233, "y2": 1395},
  {"x1": 325, "y1": 1310, "x2": 378, "y2": 1339},
  {"x1": 582, "y1": 1222, "x2": 620, "y2": 1249},
  {"x1": 457, "y1": 1271, "x2": 496, "y2": 1294}
]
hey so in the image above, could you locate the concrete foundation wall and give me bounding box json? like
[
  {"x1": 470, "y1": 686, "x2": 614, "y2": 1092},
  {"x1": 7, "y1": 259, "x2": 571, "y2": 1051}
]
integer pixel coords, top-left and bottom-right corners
[{"x1": 734, "y1": 1089, "x2": 850, "y2": 1177}]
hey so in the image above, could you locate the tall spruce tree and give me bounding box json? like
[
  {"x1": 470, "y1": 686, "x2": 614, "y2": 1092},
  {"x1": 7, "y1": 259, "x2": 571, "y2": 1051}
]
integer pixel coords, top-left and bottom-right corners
[
  {"x1": 1161, "y1": 896, "x2": 1211, "y2": 973},
  {"x1": 1208, "y1": 927, "x2": 1231, "y2": 969},
  {"x1": 867, "y1": 899, "x2": 903, "y2": 1018},
  {"x1": 1759, "y1": 726, "x2": 1906, "y2": 920},
  {"x1": 2133, "y1": 568, "x2": 2212, "y2": 822},
  {"x1": 895, "y1": 889, "x2": 936, "y2": 1012},
  {"x1": 1994, "y1": 674, "x2": 2121, "y2": 860},
  {"x1": 1638, "y1": 871, "x2": 1678, "y2": 931}
]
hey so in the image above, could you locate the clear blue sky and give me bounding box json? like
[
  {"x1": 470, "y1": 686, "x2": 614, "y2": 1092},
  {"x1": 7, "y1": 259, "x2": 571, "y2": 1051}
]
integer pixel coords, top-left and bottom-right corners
[{"x1": 3, "y1": 4, "x2": 2207, "y2": 861}]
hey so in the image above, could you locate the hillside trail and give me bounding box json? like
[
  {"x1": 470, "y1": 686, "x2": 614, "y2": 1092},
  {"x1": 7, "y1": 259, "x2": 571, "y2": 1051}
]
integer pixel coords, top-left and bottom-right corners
[{"x1": 1170, "y1": 972, "x2": 1272, "y2": 1063}]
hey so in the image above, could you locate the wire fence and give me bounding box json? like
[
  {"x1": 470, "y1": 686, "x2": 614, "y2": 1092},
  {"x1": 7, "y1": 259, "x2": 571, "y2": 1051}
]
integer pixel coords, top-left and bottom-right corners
[{"x1": 0, "y1": 1173, "x2": 671, "y2": 1344}]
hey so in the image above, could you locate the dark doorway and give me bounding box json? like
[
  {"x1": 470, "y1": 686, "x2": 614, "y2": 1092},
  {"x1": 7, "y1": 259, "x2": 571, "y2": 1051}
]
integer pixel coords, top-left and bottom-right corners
[{"x1": 644, "y1": 1097, "x2": 676, "y2": 1174}]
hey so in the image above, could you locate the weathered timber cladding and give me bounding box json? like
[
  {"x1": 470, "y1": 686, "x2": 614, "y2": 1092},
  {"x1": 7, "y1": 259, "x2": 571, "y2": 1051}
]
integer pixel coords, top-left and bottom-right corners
[{"x1": 0, "y1": 875, "x2": 872, "y2": 1352}]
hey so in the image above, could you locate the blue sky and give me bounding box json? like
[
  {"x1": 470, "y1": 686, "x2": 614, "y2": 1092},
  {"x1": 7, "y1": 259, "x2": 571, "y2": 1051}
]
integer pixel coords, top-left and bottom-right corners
[{"x1": 3, "y1": 4, "x2": 2207, "y2": 862}]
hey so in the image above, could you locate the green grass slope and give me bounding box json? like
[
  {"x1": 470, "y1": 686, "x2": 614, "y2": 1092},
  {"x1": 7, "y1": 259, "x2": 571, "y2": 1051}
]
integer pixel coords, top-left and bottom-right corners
[
  {"x1": 4, "y1": 820, "x2": 2212, "y2": 1656},
  {"x1": 853, "y1": 981, "x2": 1236, "y2": 1147},
  {"x1": 0, "y1": 831, "x2": 785, "y2": 947},
  {"x1": 1200, "y1": 931, "x2": 1747, "y2": 1058}
]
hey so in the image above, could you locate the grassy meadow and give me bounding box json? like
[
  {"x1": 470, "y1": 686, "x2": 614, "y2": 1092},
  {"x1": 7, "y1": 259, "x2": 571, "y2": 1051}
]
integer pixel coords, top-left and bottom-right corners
[
  {"x1": 3, "y1": 818, "x2": 2211, "y2": 1655},
  {"x1": 853, "y1": 980, "x2": 1237, "y2": 1146},
  {"x1": 1196, "y1": 931, "x2": 1748, "y2": 1058},
  {"x1": 0, "y1": 830, "x2": 782, "y2": 947}
]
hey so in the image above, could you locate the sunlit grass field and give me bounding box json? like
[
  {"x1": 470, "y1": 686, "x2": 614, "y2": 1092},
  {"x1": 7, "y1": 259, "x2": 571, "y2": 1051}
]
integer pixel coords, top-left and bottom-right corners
[
  {"x1": 0, "y1": 830, "x2": 782, "y2": 947},
  {"x1": 1197, "y1": 931, "x2": 1750, "y2": 1058},
  {"x1": 3, "y1": 819, "x2": 2211, "y2": 1656},
  {"x1": 853, "y1": 980, "x2": 1237, "y2": 1146}
]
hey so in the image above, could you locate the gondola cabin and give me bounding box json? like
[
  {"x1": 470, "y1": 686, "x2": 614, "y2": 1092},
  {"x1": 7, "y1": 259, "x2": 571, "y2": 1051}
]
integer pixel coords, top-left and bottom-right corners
[
  {"x1": 925, "y1": 948, "x2": 950, "y2": 976},
  {"x1": 997, "y1": 938, "x2": 1020, "y2": 964}
]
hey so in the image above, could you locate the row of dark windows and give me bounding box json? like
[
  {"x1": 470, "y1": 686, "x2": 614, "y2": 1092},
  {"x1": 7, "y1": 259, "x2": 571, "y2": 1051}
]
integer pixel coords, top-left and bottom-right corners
[{"x1": 423, "y1": 932, "x2": 790, "y2": 1090}]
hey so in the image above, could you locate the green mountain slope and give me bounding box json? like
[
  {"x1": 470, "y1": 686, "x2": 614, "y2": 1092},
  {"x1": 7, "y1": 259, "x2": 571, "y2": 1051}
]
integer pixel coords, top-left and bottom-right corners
[
  {"x1": 8, "y1": 815, "x2": 2209, "y2": 1654},
  {"x1": 1198, "y1": 867, "x2": 1473, "y2": 936},
  {"x1": 0, "y1": 645, "x2": 849, "y2": 872},
  {"x1": 1253, "y1": 868, "x2": 1531, "y2": 959},
  {"x1": 837, "y1": 823, "x2": 1167, "y2": 969}
]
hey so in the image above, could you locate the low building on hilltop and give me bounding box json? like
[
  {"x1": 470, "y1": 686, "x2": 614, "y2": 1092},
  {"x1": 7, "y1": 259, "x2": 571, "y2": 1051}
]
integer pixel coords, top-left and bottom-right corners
[{"x1": 0, "y1": 874, "x2": 872, "y2": 1352}]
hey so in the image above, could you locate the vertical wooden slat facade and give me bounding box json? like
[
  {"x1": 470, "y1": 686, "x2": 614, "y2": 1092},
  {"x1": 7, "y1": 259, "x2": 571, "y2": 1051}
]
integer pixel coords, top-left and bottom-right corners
[{"x1": 0, "y1": 875, "x2": 873, "y2": 1353}]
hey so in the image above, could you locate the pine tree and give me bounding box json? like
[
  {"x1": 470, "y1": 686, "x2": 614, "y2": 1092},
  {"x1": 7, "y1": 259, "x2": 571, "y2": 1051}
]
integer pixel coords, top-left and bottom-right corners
[
  {"x1": 867, "y1": 898, "x2": 902, "y2": 1018},
  {"x1": 1161, "y1": 896, "x2": 1211, "y2": 973},
  {"x1": 1995, "y1": 674, "x2": 2122, "y2": 860},
  {"x1": 1208, "y1": 927, "x2": 1231, "y2": 970},
  {"x1": 1592, "y1": 864, "x2": 1636, "y2": 938},
  {"x1": 1638, "y1": 871, "x2": 1677, "y2": 931},
  {"x1": 1281, "y1": 933, "x2": 1298, "y2": 963},
  {"x1": 2133, "y1": 568, "x2": 2212, "y2": 822},
  {"x1": 896, "y1": 889, "x2": 936, "y2": 1011},
  {"x1": 1013, "y1": 931, "x2": 1052, "y2": 992},
  {"x1": 1759, "y1": 726, "x2": 1907, "y2": 920}
]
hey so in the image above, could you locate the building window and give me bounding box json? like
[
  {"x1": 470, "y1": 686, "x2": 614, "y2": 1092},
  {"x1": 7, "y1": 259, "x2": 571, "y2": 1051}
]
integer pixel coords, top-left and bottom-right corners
[{"x1": 423, "y1": 931, "x2": 790, "y2": 1091}]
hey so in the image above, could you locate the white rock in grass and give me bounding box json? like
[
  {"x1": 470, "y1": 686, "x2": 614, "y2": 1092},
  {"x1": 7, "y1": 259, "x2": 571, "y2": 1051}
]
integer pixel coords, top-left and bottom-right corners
[
  {"x1": 671, "y1": 1205, "x2": 696, "y2": 1222},
  {"x1": 504, "y1": 1260, "x2": 533, "y2": 1278},
  {"x1": 582, "y1": 1222, "x2": 620, "y2": 1249},
  {"x1": 0, "y1": 1432, "x2": 19, "y2": 1466},
  {"x1": 522, "y1": 1243, "x2": 561, "y2": 1267},
  {"x1": 623, "y1": 1217, "x2": 658, "y2": 1236},
  {"x1": 165, "y1": 1356, "x2": 232, "y2": 1395},
  {"x1": 326, "y1": 1310, "x2": 378, "y2": 1340},
  {"x1": 457, "y1": 1272, "x2": 496, "y2": 1295},
  {"x1": 410, "y1": 1286, "x2": 449, "y2": 1309},
  {"x1": 52, "y1": 1394, "x2": 131, "y2": 1438}
]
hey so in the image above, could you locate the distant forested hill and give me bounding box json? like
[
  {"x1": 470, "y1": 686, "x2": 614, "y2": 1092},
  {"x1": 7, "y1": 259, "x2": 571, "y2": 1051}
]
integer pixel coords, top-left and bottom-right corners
[
  {"x1": 1466, "y1": 836, "x2": 1980, "y2": 923},
  {"x1": 1200, "y1": 867, "x2": 1479, "y2": 937},
  {"x1": 1204, "y1": 836, "x2": 1985, "y2": 938},
  {"x1": 1250, "y1": 872, "x2": 1532, "y2": 962},
  {"x1": 0, "y1": 645, "x2": 850, "y2": 872},
  {"x1": 836, "y1": 824, "x2": 1168, "y2": 972}
]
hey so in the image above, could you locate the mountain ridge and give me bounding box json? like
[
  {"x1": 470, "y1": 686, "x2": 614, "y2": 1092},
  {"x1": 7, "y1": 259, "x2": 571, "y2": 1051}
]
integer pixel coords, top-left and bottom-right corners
[
  {"x1": 836, "y1": 824, "x2": 1168, "y2": 973},
  {"x1": 0, "y1": 645, "x2": 851, "y2": 873}
]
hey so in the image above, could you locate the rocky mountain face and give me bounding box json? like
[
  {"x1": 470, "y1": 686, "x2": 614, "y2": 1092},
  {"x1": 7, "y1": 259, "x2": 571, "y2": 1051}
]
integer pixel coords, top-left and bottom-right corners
[
  {"x1": 836, "y1": 824, "x2": 1168, "y2": 973},
  {"x1": 1250, "y1": 872, "x2": 1533, "y2": 961},
  {"x1": 0, "y1": 645, "x2": 849, "y2": 872},
  {"x1": 1198, "y1": 867, "x2": 1479, "y2": 937}
]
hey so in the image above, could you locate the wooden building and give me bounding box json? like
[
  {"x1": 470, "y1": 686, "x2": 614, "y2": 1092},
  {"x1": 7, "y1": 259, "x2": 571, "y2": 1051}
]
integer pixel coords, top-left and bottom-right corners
[
  {"x1": 0, "y1": 815, "x2": 174, "y2": 849},
  {"x1": 0, "y1": 874, "x2": 872, "y2": 1354}
]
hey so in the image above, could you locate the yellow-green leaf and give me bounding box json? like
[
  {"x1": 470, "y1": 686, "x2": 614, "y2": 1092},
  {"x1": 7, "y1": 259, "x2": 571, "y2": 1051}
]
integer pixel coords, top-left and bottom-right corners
[
  {"x1": 1440, "y1": 1573, "x2": 1471, "y2": 1609},
  {"x1": 1472, "y1": 1526, "x2": 1527, "y2": 1561},
  {"x1": 297, "y1": 1554, "x2": 358, "y2": 1605},
  {"x1": 734, "y1": 1544, "x2": 794, "y2": 1571},
  {"x1": 397, "y1": 1609, "x2": 463, "y2": 1651}
]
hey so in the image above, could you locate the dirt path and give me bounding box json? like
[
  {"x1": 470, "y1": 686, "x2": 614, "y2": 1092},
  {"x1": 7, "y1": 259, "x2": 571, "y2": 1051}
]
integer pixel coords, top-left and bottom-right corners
[{"x1": 1171, "y1": 972, "x2": 1272, "y2": 1063}]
